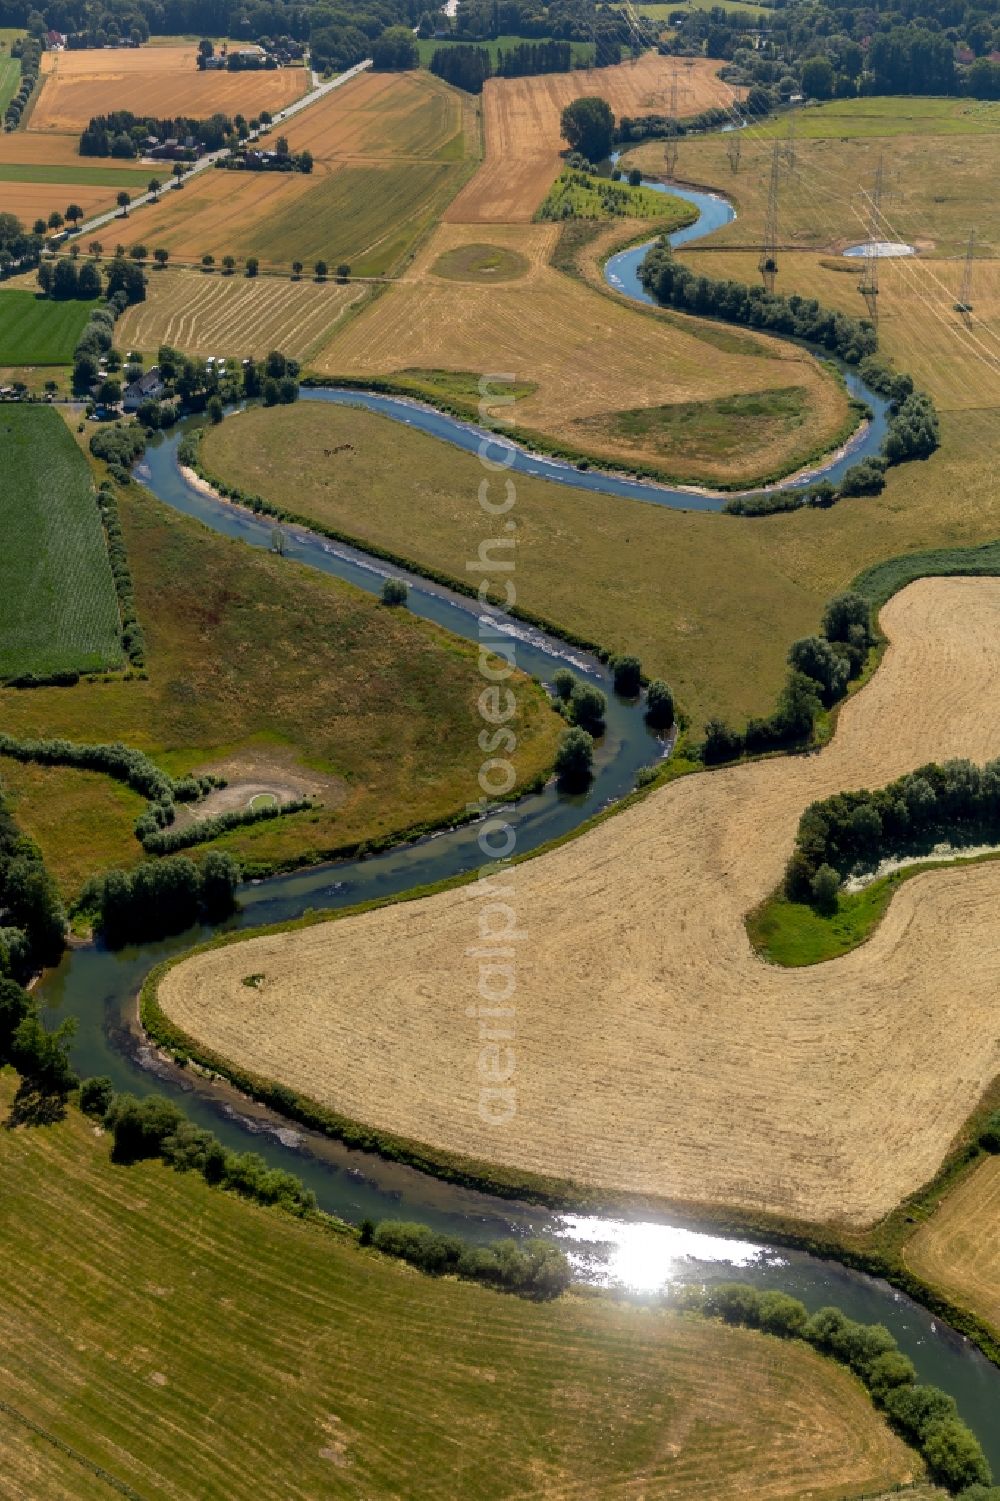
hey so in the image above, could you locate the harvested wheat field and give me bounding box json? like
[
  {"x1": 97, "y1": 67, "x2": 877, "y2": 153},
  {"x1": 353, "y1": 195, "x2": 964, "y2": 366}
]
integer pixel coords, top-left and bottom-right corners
[
  {"x1": 905, "y1": 1155, "x2": 1000, "y2": 1332},
  {"x1": 122, "y1": 71, "x2": 476, "y2": 273},
  {"x1": 0, "y1": 1078, "x2": 922, "y2": 1501},
  {"x1": 117, "y1": 267, "x2": 364, "y2": 359},
  {"x1": 160, "y1": 577, "x2": 1000, "y2": 1229},
  {"x1": 676, "y1": 247, "x2": 1000, "y2": 413},
  {"x1": 316, "y1": 220, "x2": 849, "y2": 485},
  {"x1": 30, "y1": 44, "x2": 307, "y2": 132},
  {"x1": 278, "y1": 67, "x2": 470, "y2": 164},
  {"x1": 0, "y1": 180, "x2": 134, "y2": 224},
  {"x1": 446, "y1": 54, "x2": 735, "y2": 222}
]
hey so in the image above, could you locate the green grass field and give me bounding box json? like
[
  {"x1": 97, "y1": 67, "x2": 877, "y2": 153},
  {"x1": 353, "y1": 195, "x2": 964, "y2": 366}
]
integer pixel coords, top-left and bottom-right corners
[
  {"x1": 0, "y1": 407, "x2": 121, "y2": 681},
  {"x1": 239, "y1": 161, "x2": 467, "y2": 277},
  {"x1": 573, "y1": 386, "x2": 811, "y2": 465},
  {"x1": 0, "y1": 162, "x2": 154, "y2": 187},
  {"x1": 0, "y1": 291, "x2": 101, "y2": 366},
  {"x1": 0, "y1": 1071, "x2": 923, "y2": 1501},
  {"x1": 415, "y1": 34, "x2": 596, "y2": 66},
  {"x1": 0, "y1": 454, "x2": 560, "y2": 893},
  {"x1": 0, "y1": 47, "x2": 19, "y2": 112},
  {"x1": 197, "y1": 403, "x2": 1000, "y2": 735},
  {"x1": 755, "y1": 96, "x2": 1000, "y2": 139}
]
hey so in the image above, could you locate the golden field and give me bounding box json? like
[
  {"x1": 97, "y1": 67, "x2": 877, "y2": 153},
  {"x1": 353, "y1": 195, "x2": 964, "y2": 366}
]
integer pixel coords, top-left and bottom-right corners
[
  {"x1": 905, "y1": 1155, "x2": 1000, "y2": 1333},
  {"x1": 117, "y1": 268, "x2": 365, "y2": 359},
  {"x1": 315, "y1": 218, "x2": 850, "y2": 486},
  {"x1": 0, "y1": 1074, "x2": 922, "y2": 1501},
  {"x1": 676, "y1": 246, "x2": 1000, "y2": 413},
  {"x1": 112, "y1": 71, "x2": 477, "y2": 273},
  {"x1": 446, "y1": 53, "x2": 737, "y2": 222},
  {"x1": 31, "y1": 43, "x2": 307, "y2": 132},
  {"x1": 160, "y1": 577, "x2": 1000, "y2": 1228}
]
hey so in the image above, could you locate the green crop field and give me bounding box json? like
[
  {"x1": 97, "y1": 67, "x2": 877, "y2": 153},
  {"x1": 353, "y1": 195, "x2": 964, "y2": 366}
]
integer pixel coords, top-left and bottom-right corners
[
  {"x1": 0, "y1": 470, "x2": 560, "y2": 894},
  {"x1": 0, "y1": 407, "x2": 121, "y2": 681},
  {"x1": 537, "y1": 168, "x2": 701, "y2": 224},
  {"x1": 754, "y1": 96, "x2": 1000, "y2": 139},
  {"x1": 238, "y1": 161, "x2": 468, "y2": 277},
  {"x1": 0, "y1": 1073, "x2": 921, "y2": 1501},
  {"x1": 0, "y1": 291, "x2": 101, "y2": 366},
  {"x1": 0, "y1": 48, "x2": 18, "y2": 112},
  {"x1": 0, "y1": 162, "x2": 153, "y2": 187},
  {"x1": 415, "y1": 34, "x2": 596, "y2": 66}
]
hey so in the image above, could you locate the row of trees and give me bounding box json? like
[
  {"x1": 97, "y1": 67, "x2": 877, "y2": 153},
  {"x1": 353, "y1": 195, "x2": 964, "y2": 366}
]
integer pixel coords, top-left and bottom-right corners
[
  {"x1": 0, "y1": 786, "x2": 65, "y2": 982},
  {"x1": 786, "y1": 755, "x2": 1000, "y2": 904},
  {"x1": 638, "y1": 240, "x2": 878, "y2": 366},
  {"x1": 703, "y1": 591, "x2": 874, "y2": 765},
  {"x1": 678, "y1": 1281, "x2": 994, "y2": 1494},
  {"x1": 666, "y1": 0, "x2": 1000, "y2": 104},
  {"x1": 368, "y1": 1220, "x2": 571, "y2": 1298},
  {"x1": 3, "y1": 34, "x2": 40, "y2": 130},
  {"x1": 0, "y1": 211, "x2": 42, "y2": 281}
]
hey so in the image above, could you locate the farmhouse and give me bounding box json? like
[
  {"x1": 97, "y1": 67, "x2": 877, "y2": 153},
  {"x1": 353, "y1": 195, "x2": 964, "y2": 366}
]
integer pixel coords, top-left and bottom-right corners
[{"x1": 122, "y1": 367, "x2": 164, "y2": 411}]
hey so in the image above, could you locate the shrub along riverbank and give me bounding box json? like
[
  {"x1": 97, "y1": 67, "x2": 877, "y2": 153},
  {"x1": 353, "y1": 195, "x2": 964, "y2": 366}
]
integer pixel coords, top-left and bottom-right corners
[
  {"x1": 77, "y1": 1083, "x2": 572, "y2": 1298},
  {"x1": 677, "y1": 1282, "x2": 995, "y2": 1495},
  {"x1": 746, "y1": 757, "x2": 1000, "y2": 966},
  {"x1": 637, "y1": 242, "x2": 940, "y2": 515}
]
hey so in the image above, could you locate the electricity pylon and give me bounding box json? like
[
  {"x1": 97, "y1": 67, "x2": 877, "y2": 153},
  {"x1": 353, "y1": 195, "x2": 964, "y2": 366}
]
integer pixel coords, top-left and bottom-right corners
[
  {"x1": 955, "y1": 227, "x2": 975, "y2": 319},
  {"x1": 726, "y1": 131, "x2": 742, "y2": 173},
  {"x1": 859, "y1": 153, "x2": 885, "y2": 331},
  {"x1": 759, "y1": 140, "x2": 780, "y2": 293}
]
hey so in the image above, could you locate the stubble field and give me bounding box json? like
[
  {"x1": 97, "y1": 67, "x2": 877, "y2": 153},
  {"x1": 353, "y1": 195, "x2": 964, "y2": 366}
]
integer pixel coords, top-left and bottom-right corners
[
  {"x1": 674, "y1": 247, "x2": 1000, "y2": 412},
  {"x1": 0, "y1": 1075, "x2": 922, "y2": 1501},
  {"x1": 445, "y1": 52, "x2": 737, "y2": 222},
  {"x1": 116, "y1": 268, "x2": 365, "y2": 360},
  {"x1": 905, "y1": 1154, "x2": 1000, "y2": 1334},
  {"x1": 30, "y1": 44, "x2": 307, "y2": 132},
  {"x1": 123, "y1": 70, "x2": 477, "y2": 274},
  {"x1": 159, "y1": 577, "x2": 1000, "y2": 1228},
  {"x1": 315, "y1": 218, "x2": 850, "y2": 486}
]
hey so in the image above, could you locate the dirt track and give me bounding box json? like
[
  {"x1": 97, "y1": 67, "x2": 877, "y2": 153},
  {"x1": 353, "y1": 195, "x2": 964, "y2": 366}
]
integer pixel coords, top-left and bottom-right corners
[{"x1": 158, "y1": 576, "x2": 1000, "y2": 1230}]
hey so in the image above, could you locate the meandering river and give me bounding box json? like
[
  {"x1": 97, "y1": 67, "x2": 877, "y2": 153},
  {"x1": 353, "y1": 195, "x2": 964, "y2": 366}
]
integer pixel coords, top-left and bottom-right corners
[{"x1": 33, "y1": 180, "x2": 1000, "y2": 1460}]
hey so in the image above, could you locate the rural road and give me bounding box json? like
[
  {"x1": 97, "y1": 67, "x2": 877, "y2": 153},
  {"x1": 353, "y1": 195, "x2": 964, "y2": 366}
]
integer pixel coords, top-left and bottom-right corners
[{"x1": 74, "y1": 57, "x2": 373, "y2": 240}]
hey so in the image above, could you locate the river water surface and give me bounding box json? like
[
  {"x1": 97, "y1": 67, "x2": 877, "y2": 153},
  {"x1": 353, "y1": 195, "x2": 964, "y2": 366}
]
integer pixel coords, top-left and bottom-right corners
[{"x1": 34, "y1": 179, "x2": 1000, "y2": 1460}]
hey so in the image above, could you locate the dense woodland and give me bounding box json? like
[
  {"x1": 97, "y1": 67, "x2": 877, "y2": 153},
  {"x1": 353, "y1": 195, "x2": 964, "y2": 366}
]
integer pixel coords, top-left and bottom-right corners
[{"x1": 667, "y1": 0, "x2": 1000, "y2": 101}]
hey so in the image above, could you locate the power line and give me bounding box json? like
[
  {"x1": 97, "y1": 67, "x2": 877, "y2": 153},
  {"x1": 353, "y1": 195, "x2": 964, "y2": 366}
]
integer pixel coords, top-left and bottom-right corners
[{"x1": 759, "y1": 138, "x2": 780, "y2": 293}]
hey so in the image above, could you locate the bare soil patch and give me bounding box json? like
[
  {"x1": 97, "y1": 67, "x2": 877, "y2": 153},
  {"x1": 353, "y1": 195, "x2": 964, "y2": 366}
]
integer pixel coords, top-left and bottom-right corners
[{"x1": 160, "y1": 577, "x2": 1000, "y2": 1228}]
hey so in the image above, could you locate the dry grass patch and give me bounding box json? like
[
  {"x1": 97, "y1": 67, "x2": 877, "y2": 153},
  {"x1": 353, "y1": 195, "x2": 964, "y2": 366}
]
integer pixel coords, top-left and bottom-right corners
[
  {"x1": 0, "y1": 482, "x2": 560, "y2": 891},
  {"x1": 446, "y1": 53, "x2": 736, "y2": 223},
  {"x1": 117, "y1": 268, "x2": 364, "y2": 360},
  {"x1": 0, "y1": 1074, "x2": 921, "y2": 1501},
  {"x1": 905, "y1": 1155, "x2": 1000, "y2": 1334},
  {"x1": 315, "y1": 220, "x2": 849, "y2": 486},
  {"x1": 161, "y1": 577, "x2": 1000, "y2": 1228},
  {"x1": 676, "y1": 247, "x2": 1000, "y2": 413},
  {"x1": 624, "y1": 128, "x2": 1000, "y2": 261},
  {"x1": 30, "y1": 44, "x2": 306, "y2": 132}
]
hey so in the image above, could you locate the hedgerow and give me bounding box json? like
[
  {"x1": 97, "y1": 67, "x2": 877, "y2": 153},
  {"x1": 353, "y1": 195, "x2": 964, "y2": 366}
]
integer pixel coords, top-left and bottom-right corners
[{"x1": 676, "y1": 1282, "x2": 993, "y2": 1493}]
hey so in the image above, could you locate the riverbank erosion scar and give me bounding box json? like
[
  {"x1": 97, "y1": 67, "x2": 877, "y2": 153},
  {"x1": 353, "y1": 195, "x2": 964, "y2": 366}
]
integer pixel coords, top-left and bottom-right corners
[{"x1": 155, "y1": 577, "x2": 1000, "y2": 1229}]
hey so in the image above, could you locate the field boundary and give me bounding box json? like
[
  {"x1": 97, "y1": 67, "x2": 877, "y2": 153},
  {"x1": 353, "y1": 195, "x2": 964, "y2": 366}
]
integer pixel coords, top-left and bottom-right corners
[{"x1": 139, "y1": 531, "x2": 1000, "y2": 1373}]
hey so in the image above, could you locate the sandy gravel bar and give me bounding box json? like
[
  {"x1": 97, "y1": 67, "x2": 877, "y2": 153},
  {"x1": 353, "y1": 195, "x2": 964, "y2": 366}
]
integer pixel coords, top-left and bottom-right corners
[{"x1": 158, "y1": 577, "x2": 1000, "y2": 1227}]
